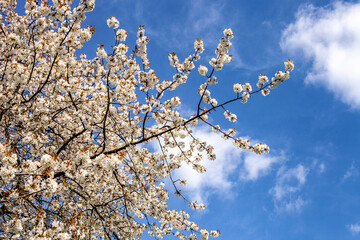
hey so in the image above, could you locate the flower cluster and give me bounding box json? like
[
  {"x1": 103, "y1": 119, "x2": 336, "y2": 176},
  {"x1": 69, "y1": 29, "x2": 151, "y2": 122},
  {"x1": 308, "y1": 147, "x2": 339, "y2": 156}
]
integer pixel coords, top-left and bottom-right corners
[
  {"x1": 233, "y1": 83, "x2": 243, "y2": 93},
  {"x1": 224, "y1": 110, "x2": 237, "y2": 122},
  {"x1": 116, "y1": 28, "x2": 128, "y2": 42},
  {"x1": 107, "y1": 16, "x2": 120, "y2": 29},
  {"x1": 198, "y1": 65, "x2": 208, "y2": 76},
  {"x1": 207, "y1": 76, "x2": 218, "y2": 85},
  {"x1": 256, "y1": 59, "x2": 295, "y2": 97},
  {"x1": 209, "y1": 29, "x2": 233, "y2": 71},
  {"x1": 257, "y1": 74, "x2": 269, "y2": 88},
  {"x1": 194, "y1": 37, "x2": 205, "y2": 54},
  {"x1": 136, "y1": 25, "x2": 150, "y2": 69}
]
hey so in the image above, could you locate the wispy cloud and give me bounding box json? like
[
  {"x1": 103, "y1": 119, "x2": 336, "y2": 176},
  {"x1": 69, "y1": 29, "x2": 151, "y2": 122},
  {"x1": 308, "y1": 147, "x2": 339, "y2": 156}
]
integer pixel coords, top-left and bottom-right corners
[
  {"x1": 343, "y1": 162, "x2": 358, "y2": 180},
  {"x1": 240, "y1": 151, "x2": 285, "y2": 181},
  {"x1": 349, "y1": 224, "x2": 360, "y2": 235},
  {"x1": 312, "y1": 159, "x2": 326, "y2": 175},
  {"x1": 270, "y1": 164, "x2": 309, "y2": 212},
  {"x1": 281, "y1": 2, "x2": 360, "y2": 110},
  {"x1": 318, "y1": 163, "x2": 325, "y2": 174},
  {"x1": 283, "y1": 197, "x2": 307, "y2": 213}
]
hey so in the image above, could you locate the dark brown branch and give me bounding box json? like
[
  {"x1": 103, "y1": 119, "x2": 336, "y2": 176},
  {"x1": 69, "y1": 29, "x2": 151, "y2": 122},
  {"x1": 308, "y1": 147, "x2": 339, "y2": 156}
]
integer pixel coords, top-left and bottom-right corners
[
  {"x1": 91, "y1": 83, "x2": 269, "y2": 159},
  {"x1": 57, "y1": 128, "x2": 86, "y2": 155},
  {"x1": 22, "y1": 53, "x2": 58, "y2": 103}
]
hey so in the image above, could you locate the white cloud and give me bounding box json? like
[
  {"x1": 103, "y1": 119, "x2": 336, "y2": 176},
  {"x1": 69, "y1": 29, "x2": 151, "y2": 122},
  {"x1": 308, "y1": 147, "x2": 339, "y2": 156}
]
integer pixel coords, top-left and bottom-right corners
[
  {"x1": 281, "y1": 2, "x2": 360, "y2": 110},
  {"x1": 311, "y1": 158, "x2": 326, "y2": 175},
  {"x1": 240, "y1": 151, "x2": 285, "y2": 181},
  {"x1": 318, "y1": 163, "x2": 325, "y2": 174},
  {"x1": 343, "y1": 162, "x2": 358, "y2": 180},
  {"x1": 283, "y1": 197, "x2": 307, "y2": 212},
  {"x1": 312, "y1": 159, "x2": 325, "y2": 174},
  {"x1": 152, "y1": 126, "x2": 284, "y2": 204},
  {"x1": 270, "y1": 164, "x2": 309, "y2": 212},
  {"x1": 349, "y1": 224, "x2": 360, "y2": 235}
]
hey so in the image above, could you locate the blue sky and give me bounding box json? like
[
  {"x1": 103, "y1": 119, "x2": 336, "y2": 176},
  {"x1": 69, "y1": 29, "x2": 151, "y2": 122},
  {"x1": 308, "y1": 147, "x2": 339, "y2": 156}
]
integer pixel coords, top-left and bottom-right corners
[{"x1": 80, "y1": 0, "x2": 360, "y2": 239}]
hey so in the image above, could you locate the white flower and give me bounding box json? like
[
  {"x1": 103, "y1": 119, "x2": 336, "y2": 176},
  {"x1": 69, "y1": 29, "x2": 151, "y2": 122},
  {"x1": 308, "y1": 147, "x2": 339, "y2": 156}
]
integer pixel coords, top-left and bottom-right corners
[
  {"x1": 261, "y1": 89, "x2": 270, "y2": 96},
  {"x1": 252, "y1": 143, "x2": 270, "y2": 154},
  {"x1": 80, "y1": 29, "x2": 92, "y2": 43},
  {"x1": 179, "y1": 178, "x2": 187, "y2": 186},
  {"x1": 14, "y1": 219, "x2": 23, "y2": 233},
  {"x1": 209, "y1": 57, "x2": 217, "y2": 67},
  {"x1": 243, "y1": 82, "x2": 252, "y2": 92},
  {"x1": 283, "y1": 71, "x2": 290, "y2": 80},
  {"x1": 168, "y1": 52, "x2": 179, "y2": 67},
  {"x1": 114, "y1": 43, "x2": 128, "y2": 55},
  {"x1": 200, "y1": 229, "x2": 209, "y2": 240},
  {"x1": 189, "y1": 234, "x2": 197, "y2": 240},
  {"x1": 210, "y1": 230, "x2": 221, "y2": 238},
  {"x1": 96, "y1": 46, "x2": 107, "y2": 58},
  {"x1": 233, "y1": 83, "x2": 243, "y2": 93},
  {"x1": 194, "y1": 38, "x2": 204, "y2": 53},
  {"x1": 170, "y1": 96, "x2": 181, "y2": 107},
  {"x1": 284, "y1": 59, "x2": 294, "y2": 71},
  {"x1": 241, "y1": 92, "x2": 250, "y2": 103},
  {"x1": 40, "y1": 154, "x2": 53, "y2": 168},
  {"x1": 229, "y1": 114, "x2": 237, "y2": 122},
  {"x1": 107, "y1": 16, "x2": 119, "y2": 29},
  {"x1": 223, "y1": 54, "x2": 232, "y2": 63},
  {"x1": 47, "y1": 179, "x2": 59, "y2": 193},
  {"x1": 6, "y1": 33, "x2": 18, "y2": 44},
  {"x1": 257, "y1": 74, "x2": 269, "y2": 88},
  {"x1": 177, "y1": 130, "x2": 187, "y2": 139},
  {"x1": 116, "y1": 29, "x2": 128, "y2": 41},
  {"x1": 209, "y1": 98, "x2": 218, "y2": 106},
  {"x1": 198, "y1": 65, "x2": 208, "y2": 76},
  {"x1": 223, "y1": 28, "x2": 234, "y2": 39},
  {"x1": 57, "y1": 233, "x2": 71, "y2": 240},
  {"x1": 274, "y1": 71, "x2": 290, "y2": 81},
  {"x1": 224, "y1": 110, "x2": 231, "y2": 119},
  {"x1": 207, "y1": 76, "x2": 218, "y2": 85},
  {"x1": 212, "y1": 125, "x2": 220, "y2": 133}
]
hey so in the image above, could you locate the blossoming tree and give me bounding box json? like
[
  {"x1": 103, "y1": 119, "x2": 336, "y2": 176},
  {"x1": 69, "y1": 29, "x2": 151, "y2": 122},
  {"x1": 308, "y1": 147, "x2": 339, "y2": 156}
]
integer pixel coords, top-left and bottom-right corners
[{"x1": 0, "y1": 0, "x2": 294, "y2": 239}]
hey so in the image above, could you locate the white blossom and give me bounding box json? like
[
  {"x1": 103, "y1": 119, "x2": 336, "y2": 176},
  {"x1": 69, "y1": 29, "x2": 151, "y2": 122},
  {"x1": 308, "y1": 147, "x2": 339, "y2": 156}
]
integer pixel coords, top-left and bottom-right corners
[
  {"x1": 198, "y1": 65, "x2": 208, "y2": 76},
  {"x1": 242, "y1": 92, "x2": 250, "y2": 103},
  {"x1": 170, "y1": 96, "x2": 181, "y2": 107},
  {"x1": 257, "y1": 74, "x2": 269, "y2": 88},
  {"x1": 209, "y1": 98, "x2": 218, "y2": 106},
  {"x1": 116, "y1": 29, "x2": 128, "y2": 41},
  {"x1": 200, "y1": 229, "x2": 209, "y2": 240},
  {"x1": 261, "y1": 89, "x2": 270, "y2": 96},
  {"x1": 243, "y1": 82, "x2": 252, "y2": 92},
  {"x1": 207, "y1": 76, "x2": 218, "y2": 85},
  {"x1": 284, "y1": 59, "x2": 295, "y2": 71},
  {"x1": 194, "y1": 38, "x2": 205, "y2": 53},
  {"x1": 96, "y1": 46, "x2": 107, "y2": 58},
  {"x1": 223, "y1": 28, "x2": 234, "y2": 39},
  {"x1": 233, "y1": 83, "x2": 243, "y2": 93},
  {"x1": 210, "y1": 230, "x2": 221, "y2": 238},
  {"x1": 229, "y1": 114, "x2": 237, "y2": 122},
  {"x1": 107, "y1": 16, "x2": 119, "y2": 29}
]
